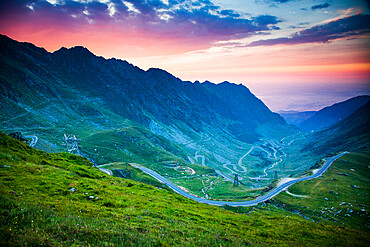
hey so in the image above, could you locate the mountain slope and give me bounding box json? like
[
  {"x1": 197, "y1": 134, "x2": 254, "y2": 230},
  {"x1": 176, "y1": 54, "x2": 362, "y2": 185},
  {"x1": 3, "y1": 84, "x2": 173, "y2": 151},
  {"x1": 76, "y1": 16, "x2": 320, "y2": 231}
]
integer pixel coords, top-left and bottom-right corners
[
  {"x1": 298, "y1": 96, "x2": 370, "y2": 131},
  {"x1": 304, "y1": 101, "x2": 370, "y2": 154},
  {"x1": 0, "y1": 132, "x2": 367, "y2": 246}
]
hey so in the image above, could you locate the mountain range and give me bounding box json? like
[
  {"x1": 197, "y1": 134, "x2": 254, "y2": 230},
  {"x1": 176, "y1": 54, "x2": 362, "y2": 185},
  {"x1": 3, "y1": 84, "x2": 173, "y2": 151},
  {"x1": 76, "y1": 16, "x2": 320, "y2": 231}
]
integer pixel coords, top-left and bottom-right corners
[{"x1": 0, "y1": 34, "x2": 296, "y2": 169}]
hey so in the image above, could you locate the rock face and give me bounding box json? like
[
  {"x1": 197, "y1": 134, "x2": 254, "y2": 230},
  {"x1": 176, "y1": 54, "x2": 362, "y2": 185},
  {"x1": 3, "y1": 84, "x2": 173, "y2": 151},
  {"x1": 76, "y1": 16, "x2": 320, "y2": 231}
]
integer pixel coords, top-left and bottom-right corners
[{"x1": 0, "y1": 34, "x2": 293, "y2": 143}]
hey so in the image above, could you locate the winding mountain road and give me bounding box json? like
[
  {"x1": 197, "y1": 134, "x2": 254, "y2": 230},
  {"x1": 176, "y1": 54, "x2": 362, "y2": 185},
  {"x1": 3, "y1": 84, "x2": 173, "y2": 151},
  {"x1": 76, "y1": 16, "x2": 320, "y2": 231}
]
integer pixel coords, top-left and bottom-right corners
[
  {"x1": 132, "y1": 152, "x2": 348, "y2": 207},
  {"x1": 224, "y1": 139, "x2": 285, "y2": 179}
]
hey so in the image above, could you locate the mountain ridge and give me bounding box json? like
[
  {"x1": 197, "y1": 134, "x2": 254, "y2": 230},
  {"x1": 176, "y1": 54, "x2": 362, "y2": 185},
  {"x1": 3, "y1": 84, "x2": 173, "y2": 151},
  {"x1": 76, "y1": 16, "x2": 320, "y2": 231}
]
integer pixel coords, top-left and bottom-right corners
[{"x1": 0, "y1": 34, "x2": 292, "y2": 140}]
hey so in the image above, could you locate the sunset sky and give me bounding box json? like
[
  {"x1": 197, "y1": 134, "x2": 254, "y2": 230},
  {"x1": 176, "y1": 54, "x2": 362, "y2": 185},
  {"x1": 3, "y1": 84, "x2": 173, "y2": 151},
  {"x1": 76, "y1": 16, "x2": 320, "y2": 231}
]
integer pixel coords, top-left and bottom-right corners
[{"x1": 0, "y1": 0, "x2": 369, "y2": 111}]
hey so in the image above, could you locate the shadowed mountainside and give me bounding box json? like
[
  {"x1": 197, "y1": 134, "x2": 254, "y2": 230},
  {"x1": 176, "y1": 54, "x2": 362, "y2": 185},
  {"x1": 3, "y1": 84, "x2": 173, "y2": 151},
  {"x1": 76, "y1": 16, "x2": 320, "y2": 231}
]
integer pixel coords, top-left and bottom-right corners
[
  {"x1": 304, "y1": 101, "x2": 370, "y2": 154},
  {"x1": 298, "y1": 96, "x2": 370, "y2": 131}
]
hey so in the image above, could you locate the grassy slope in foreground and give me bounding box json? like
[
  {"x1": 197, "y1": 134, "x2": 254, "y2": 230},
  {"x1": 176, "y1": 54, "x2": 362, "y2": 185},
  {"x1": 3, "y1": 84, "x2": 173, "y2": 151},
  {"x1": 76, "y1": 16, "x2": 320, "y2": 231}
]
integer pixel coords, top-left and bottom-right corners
[
  {"x1": 272, "y1": 152, "x2": 369, "y2": 230},
  {"x1": 0, "y1": 132, "x2": 367, "y2": 246}
]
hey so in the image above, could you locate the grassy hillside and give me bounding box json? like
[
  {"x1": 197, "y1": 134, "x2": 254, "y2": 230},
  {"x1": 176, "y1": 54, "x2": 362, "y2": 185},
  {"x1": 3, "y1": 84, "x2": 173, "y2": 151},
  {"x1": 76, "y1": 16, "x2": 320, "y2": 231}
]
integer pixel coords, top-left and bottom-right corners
[
  {"x1": 0, "y1": 132, "x2": 368, "y2": 246},
  {"x1": 81, "y1": 127, "x2": 187, "y2": 166}
]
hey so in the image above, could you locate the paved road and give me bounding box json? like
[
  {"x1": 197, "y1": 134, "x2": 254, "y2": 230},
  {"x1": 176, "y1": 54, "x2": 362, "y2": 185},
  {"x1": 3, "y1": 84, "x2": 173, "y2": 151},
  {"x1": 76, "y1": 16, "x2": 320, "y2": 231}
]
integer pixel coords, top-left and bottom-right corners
[
  {"x1": 25, "y1": 135, "x2": 38, "y2": 147},
  {"x1": 132, "y1": 152, "x2": 348, "y2": 207}
]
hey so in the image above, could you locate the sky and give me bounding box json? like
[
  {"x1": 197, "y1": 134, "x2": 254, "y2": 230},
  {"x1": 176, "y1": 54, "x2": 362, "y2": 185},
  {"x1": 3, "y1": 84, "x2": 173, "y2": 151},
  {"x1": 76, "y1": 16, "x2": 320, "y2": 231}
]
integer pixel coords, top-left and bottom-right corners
[{"x1": 0, "y1": 0, "x2": 369, "y2": 111}]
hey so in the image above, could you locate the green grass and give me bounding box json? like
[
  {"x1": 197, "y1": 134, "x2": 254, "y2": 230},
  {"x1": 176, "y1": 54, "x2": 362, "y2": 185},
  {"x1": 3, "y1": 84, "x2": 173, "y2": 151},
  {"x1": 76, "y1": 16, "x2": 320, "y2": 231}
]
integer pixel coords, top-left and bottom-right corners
[
  {"x1": 0, "y1": 132, "x2": 369, "y2": 246},
  {"x1": 272, "y1": 152, "x2": 370, "y2": 230}
]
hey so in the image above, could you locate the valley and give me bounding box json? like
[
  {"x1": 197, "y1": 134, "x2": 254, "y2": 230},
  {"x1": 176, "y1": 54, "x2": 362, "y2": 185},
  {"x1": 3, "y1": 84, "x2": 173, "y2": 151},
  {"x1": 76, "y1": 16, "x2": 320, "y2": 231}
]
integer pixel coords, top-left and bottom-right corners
[{"x1": 18, "y1": 127, "x2": 326, "y2": 203}]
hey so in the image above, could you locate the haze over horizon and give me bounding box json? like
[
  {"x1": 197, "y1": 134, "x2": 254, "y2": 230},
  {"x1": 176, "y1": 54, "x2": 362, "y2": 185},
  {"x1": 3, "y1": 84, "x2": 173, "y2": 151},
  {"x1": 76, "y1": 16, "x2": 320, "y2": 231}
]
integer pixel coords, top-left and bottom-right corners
[
  {"x1": 0, "y1": 0, "x2": 369, "y2": 111},
  {"x1": 248, "y1": 81, "x2": 370, "y2": 112}
]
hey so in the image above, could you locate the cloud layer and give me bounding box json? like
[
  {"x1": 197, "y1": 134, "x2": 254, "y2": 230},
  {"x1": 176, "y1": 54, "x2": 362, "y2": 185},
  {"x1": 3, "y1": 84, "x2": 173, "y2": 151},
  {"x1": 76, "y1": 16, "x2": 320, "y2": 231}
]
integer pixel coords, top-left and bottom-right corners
[
  {"x1": 247, "y1": 14, "x2": 370, "y2": 47},
  {"x1": 0, "y1": 0, "x2": 281, "y2": 42}
]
